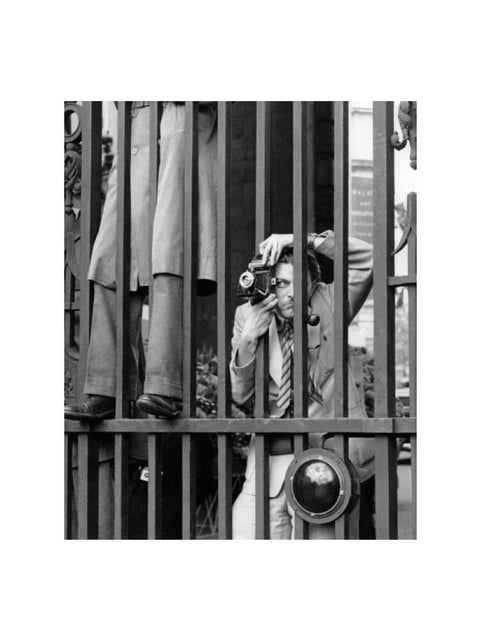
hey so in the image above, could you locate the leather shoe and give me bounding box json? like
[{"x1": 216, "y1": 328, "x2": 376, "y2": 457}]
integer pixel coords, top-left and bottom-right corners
[
  {"x1": 64, "y1": 395, "x2": 115, "y2": 422},
  {"x1": 136, "y1": 394, "x2": 181, "y2": 419}
]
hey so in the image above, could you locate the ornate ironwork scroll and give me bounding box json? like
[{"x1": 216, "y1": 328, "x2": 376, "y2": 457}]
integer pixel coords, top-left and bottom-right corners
[
  {"x1": 390, "y1": 101, "x2": 417, "y2": 170},
  {"x1": 65, "y1": 102, "x2": 83, "y2": 216}
]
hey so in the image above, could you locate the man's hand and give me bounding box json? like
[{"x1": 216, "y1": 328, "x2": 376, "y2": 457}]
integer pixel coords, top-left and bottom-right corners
[
  {"x1": 235, "y1": 294, "x2": 278, "y2": 367},
  {"x1": 259, "y1": 234, "x2": 293, "y2": 266},
  {"x1": 241, "y1": 294, "x2": 278, "y2": 343}
]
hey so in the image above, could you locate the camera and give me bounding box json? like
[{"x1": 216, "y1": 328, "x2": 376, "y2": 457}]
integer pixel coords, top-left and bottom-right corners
[{"x1": 237, "y1": 254, "x2": 276, "y2": 304}]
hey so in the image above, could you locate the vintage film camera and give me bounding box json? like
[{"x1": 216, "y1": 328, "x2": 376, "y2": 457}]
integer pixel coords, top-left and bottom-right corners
[
  {"x1": 236, "y1": 254, "x2": 275, "y2": 304},
  {"x1": 237, "y1": 253, "x2": 320, "y2": 326}
]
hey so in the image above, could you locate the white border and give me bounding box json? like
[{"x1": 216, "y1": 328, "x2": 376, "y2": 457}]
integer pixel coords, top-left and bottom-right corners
[{"x1": 3, "y1": 1, "x2": 479, "y2": 638}]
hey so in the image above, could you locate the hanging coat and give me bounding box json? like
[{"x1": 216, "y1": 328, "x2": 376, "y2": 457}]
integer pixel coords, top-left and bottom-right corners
[{"x1": 88, "y1": 102, "x2": 217, "y2": 293}]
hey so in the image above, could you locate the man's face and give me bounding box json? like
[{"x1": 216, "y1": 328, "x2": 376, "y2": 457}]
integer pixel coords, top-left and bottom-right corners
[{"x1": 274, "y1": 262, "x2": 313, "y2": 319}]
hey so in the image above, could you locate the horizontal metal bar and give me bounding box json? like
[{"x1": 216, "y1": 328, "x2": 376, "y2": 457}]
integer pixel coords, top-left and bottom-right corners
[
  {"x1": 65, "y1": 417, "x2": 416, "y2": 435},
  {"x1": 64, "y1": 302, "x2": 80, "y2": 311},
  {"x1": 388, "y1": 275, "x2": 417, "y2": 287}
]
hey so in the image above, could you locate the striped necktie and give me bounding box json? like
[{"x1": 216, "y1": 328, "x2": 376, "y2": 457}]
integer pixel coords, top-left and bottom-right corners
[{"x1": 276, "y1": 320, "x2": 293, "y2": 417}]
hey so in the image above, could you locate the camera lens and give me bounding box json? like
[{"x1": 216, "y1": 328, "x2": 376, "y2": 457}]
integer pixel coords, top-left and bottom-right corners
[{"x1": 239, "y1": 271, "x2": 255, "y2": 288}]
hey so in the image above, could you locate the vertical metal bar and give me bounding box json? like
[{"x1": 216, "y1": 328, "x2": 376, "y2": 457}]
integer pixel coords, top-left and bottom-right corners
[
  {"x1": 77, "y1": 102, "x2": 102, "y2": 401},
  {"x1": 148, "y1": 102, "x2": 162, "y2": 291},
  {"x1": 114, "y1": 433, "x2": 129, "y2": 539},
  {"x1": 77, "y1": 434, "x2": 99, "y2": 539},
  {"x1": 407, "y1": 192, "x2": 417, "y2": 417},
  {"x1": 306, "y1": 102, "x2": 315, "y2": 228},
  {"x1": 255, "y1": 102, "x2": 272, "y2": 416},
  {"x1": 182, "y1": 102, "x2": 199, "y2": 540},
  {"x1": 410, "y1": 433, "x2": 417, "y2": 539},
  {"x1": 64, "y1": 434, "x2": 73, "y2": 539},
  {"x1": 183, "y1": 102, "x2": 199, "y2": 419},
  {"x1": 333, "y1": 101, "x2": 353, "y2": 539},
  {"x1": 217, "y1": 102, "x2": 233, "y2": 418},
  {"x1": 255, "y1": 434, "x2": 270, "y2": 539},
  {"x1": 146, "y1": 102, "x2": 162, "y2": 397},
  {"x1": 217, "y1": 434, "x2": 232, "y2": 539},
  {"x1": 217, "y1": 103, "x2": 233, "y2": 538},
  {"x1": 292, "y1": 102, "x2": 313, "y2": 540},
  {"x1": 254, "y1": 102, "x2": 272, "y2": 539},
  {"x1": 293, "y1": 434, "x2": 309, "y2": 539},
  {"x1": 334, "y1": 436, "x2": 357, "y2": 539},
  {"x1": 293, "y1": 102, "x2": 309, "y2": 417},
  {"x1": 182, "y1": 434, "x2": 197, "y2": 539},
  {"x1": 334, "y1": 101, "x2": 349, "y2": 417},
  {"x1": 373, "y1": 101, "x2": 396, "y2": 418},
  {"x1": 375, "y1": 435, "x2": 398, "y2": 538},
  {"x1": 147, "y1": 434, "x2": 163, "y2": 539},
  {"x1": 373, "y1": 101, "x2": 397, "y2": 539},
  {"x1": 347, "y1": 492, "x2": 360, "y2": 539},
  {"x1": 115, "y1": 102, "x2": 132, "y2": 418},
  {"x1": 407, "y1": 191, "x2": 417, "y2": 538}
]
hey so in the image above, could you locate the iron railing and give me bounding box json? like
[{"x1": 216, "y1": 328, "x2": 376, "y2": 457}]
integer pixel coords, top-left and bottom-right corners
[{"x1": 64, "y1": 101, "x2": 417, "y2": 540}]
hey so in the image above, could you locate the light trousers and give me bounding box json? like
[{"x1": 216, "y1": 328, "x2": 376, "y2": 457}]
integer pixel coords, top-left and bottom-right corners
[
  {"x1": 232, "y1": 487, "x2": 337, "y2": 540},
  {"x1": 84, "y1": 275, "x2": 183, "y2": 400}
]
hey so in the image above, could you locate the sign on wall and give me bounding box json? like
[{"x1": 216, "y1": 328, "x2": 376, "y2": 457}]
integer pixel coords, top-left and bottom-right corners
[{"x1": 350, "y1": 175, "x2": 373, "y2": 244}]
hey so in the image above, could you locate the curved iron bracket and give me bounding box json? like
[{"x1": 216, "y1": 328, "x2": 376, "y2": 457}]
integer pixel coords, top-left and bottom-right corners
[{"x1": 392, "y1": 194, "x2": 416, "y2": 256}]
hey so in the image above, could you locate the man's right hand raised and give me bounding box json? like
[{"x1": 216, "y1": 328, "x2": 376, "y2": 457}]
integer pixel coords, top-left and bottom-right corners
[
  {"x1": 235, "y1": 294, "x2": 278, "y2": 367},
  {"x1": 241, "y1": 294, "x2": 278, "y2": 343}
]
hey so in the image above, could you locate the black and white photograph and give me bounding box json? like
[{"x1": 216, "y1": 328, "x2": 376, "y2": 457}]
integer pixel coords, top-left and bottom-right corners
[
  {"x1": 64, "y1": 100, "x2": 417, "y2": 540},
  {"x1": 4, "y1": 2, "x2": 479, "y2": 638}
]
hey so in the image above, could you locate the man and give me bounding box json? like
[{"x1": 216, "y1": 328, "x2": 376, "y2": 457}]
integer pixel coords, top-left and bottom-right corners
[
  {"x1": 65, "y1": 101, "x2": 217, "y2": 421},
  {"x1": 230, "y1": 230, "x2": 375, "y2": 539},
  {"x1": 65, "y1": 101, "x2": 217, "y2": 537}
]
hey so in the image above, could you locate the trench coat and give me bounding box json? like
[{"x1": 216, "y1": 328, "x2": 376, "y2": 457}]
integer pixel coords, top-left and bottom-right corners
[
  {"x1": 88, "y1": 102, "x2": 217, "y2": 292},
  {"x1": 230, "y1": 231, "x2": 376, "y2": 497}
]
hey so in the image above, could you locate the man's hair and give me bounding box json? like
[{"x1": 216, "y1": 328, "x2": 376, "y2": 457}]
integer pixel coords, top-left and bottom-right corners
[{"x1": 278, "y1": 247, "x2": 322, "y2": 284}]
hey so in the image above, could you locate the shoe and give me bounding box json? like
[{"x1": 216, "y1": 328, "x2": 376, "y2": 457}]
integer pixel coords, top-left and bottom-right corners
[
  {"x1": 64, "y1": 395, "x2": 115, "y2": 422},
  {"x1": 136, "y1": 394, "x2": 181, "y2": 419}
]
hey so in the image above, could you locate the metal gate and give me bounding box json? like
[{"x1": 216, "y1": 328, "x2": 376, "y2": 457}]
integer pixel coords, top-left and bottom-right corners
[{"x1": 64, "y1": 101, "x2": 417, "y2": 539}]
